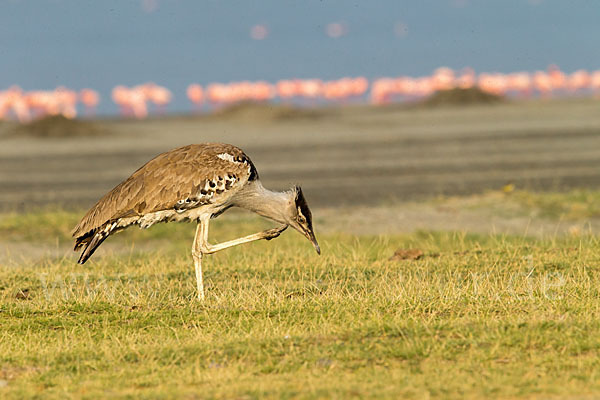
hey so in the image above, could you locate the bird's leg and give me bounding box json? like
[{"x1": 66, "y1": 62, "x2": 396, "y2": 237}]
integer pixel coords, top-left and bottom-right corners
[
  {"x1": 192, "y1": 223, "x2": 205, "y2": 301},
  {"x1": 191, "y1": 218, "x2": 286, "y2": 300},
  {"x1": 198, "y1": 217, "x2": 287, "y2": 255}
]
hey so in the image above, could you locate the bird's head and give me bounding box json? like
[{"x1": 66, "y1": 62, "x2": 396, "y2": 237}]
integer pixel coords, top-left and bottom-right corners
[{"x1": 286, "y1": 186, "x2": 320, "y2": 254}]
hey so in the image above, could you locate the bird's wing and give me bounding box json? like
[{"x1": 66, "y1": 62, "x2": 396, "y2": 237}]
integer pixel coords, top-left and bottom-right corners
[{"x1": 72, "y1": 143, "x2": 256, "y2": 239}]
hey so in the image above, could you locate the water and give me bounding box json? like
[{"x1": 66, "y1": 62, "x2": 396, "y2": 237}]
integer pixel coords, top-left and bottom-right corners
[{"x1": 1, "y1": 0, "x2": 598, "y2": 115}]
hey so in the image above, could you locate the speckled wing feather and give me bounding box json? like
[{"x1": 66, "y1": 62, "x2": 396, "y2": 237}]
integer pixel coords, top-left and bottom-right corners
[{"x1": 72, "y1": 143, "x2": 258, "y2": 263}]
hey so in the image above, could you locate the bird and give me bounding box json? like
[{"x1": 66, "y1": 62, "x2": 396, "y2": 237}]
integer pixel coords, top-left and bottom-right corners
[{"x1": 71, "y1": 143, "x2": 320, "y2": 300}]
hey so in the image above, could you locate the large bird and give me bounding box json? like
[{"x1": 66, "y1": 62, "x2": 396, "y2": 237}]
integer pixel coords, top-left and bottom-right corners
[{"x1": 72, "y1": 143, "x2": 320, "y2": 300}]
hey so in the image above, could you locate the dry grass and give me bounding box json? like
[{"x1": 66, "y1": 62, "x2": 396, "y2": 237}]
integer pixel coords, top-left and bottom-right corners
[
  {"x1": 1, "y1": 206, "x2": 600, "y2": 398},
  {"x1": 439, "y1": 189, "x2": 600, "y2": 220}
]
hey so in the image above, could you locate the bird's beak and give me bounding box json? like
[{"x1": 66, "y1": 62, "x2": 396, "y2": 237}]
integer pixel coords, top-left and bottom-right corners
[
  {"x1": 290, "y1": 221, "x2": 321, "y2": 254},
  {"x1": 305, "y1": 229, "x2": 321, "y2": 255}
]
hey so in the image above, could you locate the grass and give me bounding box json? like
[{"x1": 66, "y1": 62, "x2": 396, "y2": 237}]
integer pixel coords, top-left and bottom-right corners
[
  {"x1": 438, "y1": 188, "x2": 600, "y2": 221},
  {"x1": 2, "y1": 207, "x2": 600, "y2": 398},
  {"x1": 511, "y1": 189, "x2": 600, "y2": 219}
]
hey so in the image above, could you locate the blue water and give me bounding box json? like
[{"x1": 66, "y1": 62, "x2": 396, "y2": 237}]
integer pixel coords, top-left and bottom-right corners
[{"x1": 1, "y1": 0, "x2": 598, "y2": 115}]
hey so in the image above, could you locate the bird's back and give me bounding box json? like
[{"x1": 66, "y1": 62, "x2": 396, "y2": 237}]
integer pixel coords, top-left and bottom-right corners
[{"x1": 72, "y1": 143, "x2": 258, "y2": 263}]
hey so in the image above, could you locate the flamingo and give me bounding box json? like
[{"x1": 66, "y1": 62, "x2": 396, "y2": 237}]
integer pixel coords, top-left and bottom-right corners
[
  {"x1": 533, "y1": 71, "x2": 553, "y2": 98},
  {"x1": 547, "y1": 65, "x2": 566, "y2": 95},
  {"x1": 6, "y1": 86, "x2": 31, "y2": 123},
  {"x1": 79, "y1": 89, "x2": 100, "y2": 116},
  {"x1": 590, "y1": 70, "x2": 600, "y2": 98},
  {"x1": 567, "y1": 70, "x2": 591, "y2": 95},
  {"x1": 144, "y1": 83, "x2": 172, "y2": 114},
  {"x1": 276, "y1": 80, "x2": 298, "y2": 101},
  {"x1": 6, "y1": 65, "x2": 600, "y2": 121},
  {"x1": 187, "y1": 84, "x2": 204, "y2": 112},
  {"x1": 456, "y1": 68, "x2": 475, "y2": 89},
  {"x1": 432, "y1": 67, "x2": 455, "y2": 91}
]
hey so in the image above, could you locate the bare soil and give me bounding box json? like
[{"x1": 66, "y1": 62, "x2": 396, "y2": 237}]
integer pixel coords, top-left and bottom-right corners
[{"x1": 1, "y1": 99, "x2": 600, "y2": 211}]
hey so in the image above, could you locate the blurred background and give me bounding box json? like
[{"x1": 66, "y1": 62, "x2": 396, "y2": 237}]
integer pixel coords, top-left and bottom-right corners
[{"x1": 1, "y1": 0, "x2": 600, "y2": 235}]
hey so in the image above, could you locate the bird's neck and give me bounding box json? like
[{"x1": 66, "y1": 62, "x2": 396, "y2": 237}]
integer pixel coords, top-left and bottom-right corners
[{"x1": 234, "y1": 181, "x2": 292, "y2": 224}]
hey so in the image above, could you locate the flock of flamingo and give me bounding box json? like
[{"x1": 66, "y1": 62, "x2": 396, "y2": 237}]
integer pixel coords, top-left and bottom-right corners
[{"x1": 1, "y1": 65, "x2": 599, "y2": 122}]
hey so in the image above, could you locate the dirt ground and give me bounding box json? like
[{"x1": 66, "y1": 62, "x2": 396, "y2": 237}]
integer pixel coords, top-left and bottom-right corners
[{"x1": 2, "y1": 99, "x2": 600, "y2": 210}]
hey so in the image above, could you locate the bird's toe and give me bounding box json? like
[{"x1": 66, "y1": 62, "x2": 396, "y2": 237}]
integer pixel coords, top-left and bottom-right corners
[{"x1": 265, "y1": 225, "x2": 288, "y2": 240}]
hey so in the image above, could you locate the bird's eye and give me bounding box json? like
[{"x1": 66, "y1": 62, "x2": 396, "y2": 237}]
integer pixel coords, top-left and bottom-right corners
[{"x1": 297, "y1": 215, "x2": 306, "y2": 224}]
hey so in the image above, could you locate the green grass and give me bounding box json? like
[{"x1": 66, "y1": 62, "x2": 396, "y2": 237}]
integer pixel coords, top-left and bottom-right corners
[
  {"x1": 511, "y1": 189, "x2": 600, "y2": 219},
  {"x1": 438, "y1": 188, "x2": 600, "y2": 221},
  {"x1": 2, "y1": 209, "x2": 600, "y2": 398}
]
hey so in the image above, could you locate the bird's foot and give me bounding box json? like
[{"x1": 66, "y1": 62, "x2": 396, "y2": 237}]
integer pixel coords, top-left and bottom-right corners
[
  {"x1": 192, "y1": 249, "x2": 204, "y2": 259},
  {"x1": 264, "y1": 225, "x2": 288, "y2": 240}
]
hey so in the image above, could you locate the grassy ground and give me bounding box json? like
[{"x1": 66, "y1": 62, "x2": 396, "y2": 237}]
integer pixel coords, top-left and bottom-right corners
[
  {"x1": 2, "y1": 199, "x2": 600, "y2": 398},
  {"x1": 451, "y1": 188, "x2": 600, "y2": 220}
]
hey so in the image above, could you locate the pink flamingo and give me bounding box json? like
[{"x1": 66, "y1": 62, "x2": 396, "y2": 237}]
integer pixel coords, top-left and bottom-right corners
[
  {"x1": 112, "y1": 86, "x2": 133, "y2": 116},
  {"x1": 143, "y1": 83, "x2": 172, "y2": 114},
  {"x1": 351, "y1": 77, "x2": 369, "y2": 98},
  {"x1": 206, "y1": 83, "x2": 233, "y2": 107},
  {"x1": 187, "y1": 84, "x2": 204, "y2": 112},
  {"x1": 533, "y1": 71, "x2": 553, "y2": 98},
  {"x1": 547, "y1": 65, "x2": 566, "y2": 95},
  {"x1": 432, "y1": 67, "x2": 455, "y2": 91},
  {"x1": 478, "y1": 73, "x2": 507, "y2": 96},
  {"x1": 370, "y1": 78, "x2": 394, "y2": 104},
  {"x1": 507, "y1": 72, "x2": 532, "y2": 98},
  {"x1": 253, "y1": 81, "x2": 276, "y2": 102},
  {"x1": 590, "y1": 70, "x2": 600, "y2": 97},
  {"x1": 79, "y1": 88, "x2": 100, "y2": 116},
  {"x1": 456, "y1": 68, "x2": 475, "y2": 89},
  {"x1": 130, "y1": 86, "x2": 149, "y2": 119},
  {"x1": 276, "y1": 80, "x2": 299, "y2": 101},
  {"x1": 298, "y1": 79, "x2": 323, "y2": 99},
  {"x1": 53, "y1": 87, "x2": 78, "y2": 119},
  {"x1": 6, "y1": 86, "x2": 31, "y2": 123},
  {"x1": 566, "y1": 70, "x2": 591, "y2": 95}
]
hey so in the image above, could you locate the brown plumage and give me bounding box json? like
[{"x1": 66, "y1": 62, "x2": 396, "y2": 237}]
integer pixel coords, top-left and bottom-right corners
[
  {"x1": 73, "y1": 143, "x2": 258, "y2": 263},
  {"x1": 73, "y1": 142, "x2": 319, "y2": 300}
]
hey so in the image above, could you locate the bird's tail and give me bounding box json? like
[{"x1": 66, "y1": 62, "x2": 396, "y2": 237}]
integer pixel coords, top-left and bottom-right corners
[{"x1": 74, "y1": 222, "x2": 115, "y2": 264}]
